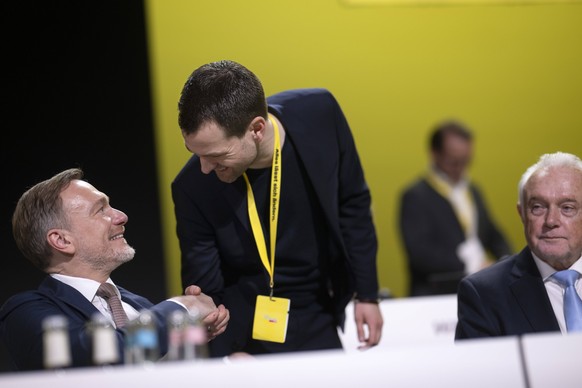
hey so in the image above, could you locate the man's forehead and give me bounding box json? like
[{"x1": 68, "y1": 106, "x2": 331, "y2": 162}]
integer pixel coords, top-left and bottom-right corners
[
  {"x1": 63, "y1": 179, "x2": 95, "y2": 194},
  {"x1": 525, "y1": 166, "x2": 582, "y2": 196},
  {"x1": 185, "y1": 124, "x2": 237, "y2": 155},
  {"x1": 530, "y1": 166, "x2": 579, "y2": 183},
  {"x1": 61, "y1": 180, "x2": 104, "y2": 208}
]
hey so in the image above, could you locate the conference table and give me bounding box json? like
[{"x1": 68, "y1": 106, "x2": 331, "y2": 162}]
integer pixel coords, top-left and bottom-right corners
[{"x1": 0, "y1": 295, "x2": 578, "y2": 388}]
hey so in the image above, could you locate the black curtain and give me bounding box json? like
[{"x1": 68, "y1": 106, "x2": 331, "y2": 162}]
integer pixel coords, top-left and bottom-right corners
[{"x1": 0, "y1": 1, "x2": 166, "y2": 371}]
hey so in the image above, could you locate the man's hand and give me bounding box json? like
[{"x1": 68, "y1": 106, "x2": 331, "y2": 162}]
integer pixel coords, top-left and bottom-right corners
[
  {"x1": 184, "y1": 285, "x2": 202, "y2": 296},
  {"x1": 201, "y1": 304, "x2": 229, "y2": 341},
  {"x1": 354, "y1": 301, "x2": 383, "y2": 350},
  {"x1": 183, "y1": 284, "x2": 229, "y2": 341}
]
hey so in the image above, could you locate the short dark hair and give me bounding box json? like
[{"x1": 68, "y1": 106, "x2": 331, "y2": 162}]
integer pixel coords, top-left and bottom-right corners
[
  {"x1": 429, "y1": 120, "x2": 473, "y2": 152},
  {"x1": 12, "y1": 168, "x2": 84, "y2": 270},
  {"x1": 178, "y1": 60, "x2": 268, "y2": 138}
]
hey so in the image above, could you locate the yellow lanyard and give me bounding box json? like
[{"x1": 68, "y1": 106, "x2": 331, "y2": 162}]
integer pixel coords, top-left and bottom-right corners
[
  {"x1": 243, "y1": 114, "x2": 281, "y2": 297},
  {"x1": 426, "y1": 170, "x2": 474, "y2": 236}
]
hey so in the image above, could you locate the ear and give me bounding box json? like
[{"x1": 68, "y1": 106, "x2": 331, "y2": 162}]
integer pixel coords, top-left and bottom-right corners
[
  {"x1": 516, "y1": 203, "x2": 525, "y2": 223},
  {"x1": 248, "y1": 116, "x2": 267, "y2": 141},
  {"x1": 47, "y1": 229, "x2": 76, "y2": 255}
]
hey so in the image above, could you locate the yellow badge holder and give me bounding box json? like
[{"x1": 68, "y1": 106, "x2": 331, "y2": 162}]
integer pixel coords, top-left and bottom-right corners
[{"x1": 243, "y1": 114, "x2": 290, "y2": 343}]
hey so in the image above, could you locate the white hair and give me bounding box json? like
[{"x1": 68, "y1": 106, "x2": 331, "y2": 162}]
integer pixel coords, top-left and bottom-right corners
[{"x1": 517, "y1": 152, "x2": 582, "y2": 206}]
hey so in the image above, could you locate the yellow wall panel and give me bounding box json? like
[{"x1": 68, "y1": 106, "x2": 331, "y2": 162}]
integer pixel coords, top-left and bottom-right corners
[{"x1": 145, "y1": 0, "x2": 582, "y2": 297}]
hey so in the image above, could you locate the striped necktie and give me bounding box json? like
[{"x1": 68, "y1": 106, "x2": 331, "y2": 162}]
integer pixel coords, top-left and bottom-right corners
[{"x1": 97, "y1": 283, "x2": 129, "y2": 328}]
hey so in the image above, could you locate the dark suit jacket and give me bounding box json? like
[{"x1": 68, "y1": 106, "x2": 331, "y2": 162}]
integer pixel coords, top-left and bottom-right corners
[
  {"x1": 399, "y1": 178, "x2": 512, "y2": 296},
  {"x1": 0, "y1": 276, "x2": 184, "y2": 371},
  {"x1": 172, "y1": 88, "x2": 378, "y2": 356},
  {"x1": 455, "y1": 247, "x2": 560, "y2": 339}
]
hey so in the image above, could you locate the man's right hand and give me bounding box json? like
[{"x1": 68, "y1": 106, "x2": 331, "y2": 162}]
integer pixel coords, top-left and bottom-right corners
[{"x1": 171, "y1": 285, "x2": 230, "y2": 341}]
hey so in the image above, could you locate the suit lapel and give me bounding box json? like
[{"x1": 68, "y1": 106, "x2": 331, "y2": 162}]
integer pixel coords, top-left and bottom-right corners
[
  {"x1": 224, "y1": 176, "x2": 253, "y2": 236},
  {"x1": 509, "y1": 250, "x2": 560, "y2": 331},
  {"x1": 190, "y1": 169, "x2": 250, "y2": 237},
  {"x1": 268, "y1": 107, "x2": 341, "y2": 240},
  {"x1": 118, "y1": 287, "x2": 153, "y2": 311},
  {"x1": 423, "y1": 179, "x2": 465, "y2": 240},
  {"x1": 39, "y1": 277, "x2": 99, "y2": 320}
]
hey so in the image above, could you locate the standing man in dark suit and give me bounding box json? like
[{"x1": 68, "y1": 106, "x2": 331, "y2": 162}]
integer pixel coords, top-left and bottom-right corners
[
  {"x1": 172, "y1": 60, "x2": 383, "y2": 357},
  {"x1": 0, "y1": 168, "x2": 229, "y2": 371},
  {"x1": 456, "y1": 151, "x2": 582, "y2": 338},
  {"x1": 399, "y1": 120, "x2": 512, "y2": 296}
]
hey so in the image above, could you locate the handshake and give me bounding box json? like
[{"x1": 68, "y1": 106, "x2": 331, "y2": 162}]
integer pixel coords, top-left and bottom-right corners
[{"x1": 169, "y1": 285, "x2": 229, "y2": 341}]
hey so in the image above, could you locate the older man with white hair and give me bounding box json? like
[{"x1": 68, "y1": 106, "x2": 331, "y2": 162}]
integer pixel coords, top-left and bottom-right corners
[{"x1": 456, "y1": 151, "x2": 582, "y2": 339}]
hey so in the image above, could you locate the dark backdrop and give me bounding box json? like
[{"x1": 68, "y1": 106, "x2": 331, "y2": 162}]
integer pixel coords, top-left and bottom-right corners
[{"x1": 0, "y1": 0, "x2": 166, "y2": 357}]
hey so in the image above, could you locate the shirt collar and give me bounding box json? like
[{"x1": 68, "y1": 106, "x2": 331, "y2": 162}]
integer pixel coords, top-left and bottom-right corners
[
  {"x1": 531, "y1": 251, "x2": 582, "y2": 282},
  {"x1": 50, "y1": 273, "x2": 115, "y2": 301},
  {"x1": 430, "y1": 165, "x2": 469, "y2": 190}
]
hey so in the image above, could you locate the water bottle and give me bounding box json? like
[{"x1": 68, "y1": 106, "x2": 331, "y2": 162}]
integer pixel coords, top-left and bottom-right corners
[
  {"x1": 42, "y1": 315, "x2": 72, "y2": 370},
  {"x1": 166, "y1": 310, "x2": 186, "y2": 361},
  {"x1": 131, "y1": 310, "x2": 159, "y2": 364},
  {"x1": 89, "y1": 313, "x2": 120, "y2": 366},
  {"x1": 182, "y1": 309, "x2": 208, "y2": 360}
]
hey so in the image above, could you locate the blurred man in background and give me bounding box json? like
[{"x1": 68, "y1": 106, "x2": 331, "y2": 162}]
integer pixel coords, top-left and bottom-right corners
[{"x1": 399, "y1": 120, "x2": 512, "y2": 296}]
